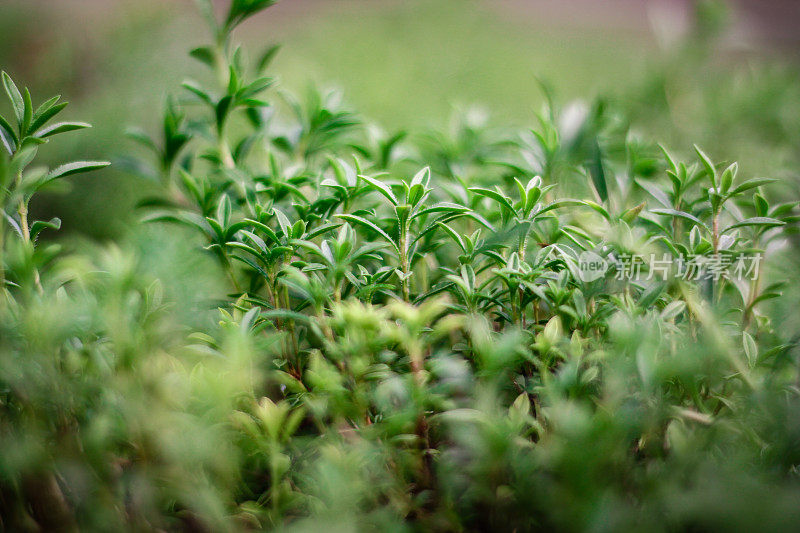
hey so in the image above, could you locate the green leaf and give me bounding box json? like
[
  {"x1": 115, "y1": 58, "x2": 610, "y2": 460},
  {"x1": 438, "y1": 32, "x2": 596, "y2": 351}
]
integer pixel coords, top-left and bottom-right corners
[
  {"x1": 588, "y1": 137, "x2": 608, "y2": 202},
  {"x1": 751, "y1": 292, "x2": 782, "y2": 307},
  {"x1": 742, "y1": 332, "x2": 757, "y2": 368},
  {"x1": 240, "y1": 229, "x2": 268, "y2": 254},
  {"x1": 257, "y1": 44, "x2": 281, "y2": 73},
  {"x1": 189, "y1": 46, "x2": 216, "y2": 67},
  {"x1": 244, "y1": 219, "x2": 280, "y2": 243},
  {"x1": 29, "y1": 100, "x2": 67, "y2": 134},
  {"x1": 723, "y1": 217, "x2": 784, "y2": 234},
  {"x1": 513, "y1": 177, "x2": 529, "y2": 207},
  {"x1": 45, "y1": 161, "x2": 110, "y2": 182},
  {"x1": 335, "y1": 214, "x2": 399, "y2": 253},
  {"x1": 621, "y1": 202, "x2": 646, "y2": 223},
  {"x1": 536, "y1": 199, "x2": 583, "y2": 217},
  {"x1": 260, "y1": 308, "x2": 312, "y2": 326},
  {"x1": 216, "y1": 95, "x2": 233, "y2": 131},
  {"x1": 463, "y1": 211, "x2": 495, "y2": 231},
  {"x1": 226, "y1": 242, "x2": 261, "y2": 259},
  {"x1": 306, "y1": 222, "x2": 342, "y2": 240},
  {"x1": 291, "y1": 219, "x2": 306, "y2": 239},
  {"x1": 32, "y1": 94, "x2": 61, "y2": 120},
  {"x1": 141, "y1": 210, "x2": 208, "y2": 231},
  {"x1": 293, "y1": 239, "x2": 324, "y2": 259},
  {"x1": 217, "y1": 194, "x2": 232, "y2": 227},
  {"x1": 225, "y1": 0, "x2": 278, "y2": 32},
  {"x1": 238, "y1": 77, "x2": 274, "y2": 100},
  {"x1": 205, "y1": 217, "x2": 225, "y2": 240},
  {"x1": 407, "y1": 183, "x2": 427, "y2": 206},
  {"x1": 35, "y1": 121, "x2": 91, "y2": 138},
  {"x1": 182, "y1": 80, "x2": 214, "y2": 105},
  {"x1": 272, "y1": 207, "x2": 292, "y2": 237},
  {"x1": 659, "y1": 143, "x2": 677, "y2": 173},
  {"x1": 729, "y1": 177, "x2": 777, "y2": 196},
  {"x1": 437, "y1": 222, "x2": 467, "y2": 253},
  {"x1": 125, "y1": 127, "x2": 157, "y2": 152},
  {"x1": 720, "y1": 162, "x2": 736, "y2": 194},
  {"x1": 410, "y1": 166, "x2": 430, "y2": 188},
  {"x1": 660, "y1": 300, "x2": 686, "y2": 321},
  {"x1": 328, "y1": 157, "x2": 358, "y2": 188},
  {"x1": 10, "y1": 136, "x2": 45, "y2": 175},
  {"x1": 580, "y1": 200, "x2": 611, "y2": 220},
  {"x1": 635, "y1": 178, "x2": 671, "y2": 208},
  {"x1": 652, "y1": 208, "x2": 709, "y2": 232},
  {"x1": 359, "y1": 173, "x2": 398, "y2": 205},
  {"x1": 30, "y1": 217, "x2": 61, "y2": 240},
  {"x1": 227, "y1": 65, "x2": 240, "y2": 95},
  {"x1": 178, "y1": 169, "x2": 202, "y2": 203},
  {"x1": 0, "y1": 114, "x2": 16, "y2": 154},
  {"x1": 753, "y1": 194, "x2": 769, "y2": 217},
  {"x1": 469, "y1": 187, "x2": 515, "y2": 213},
  {"x1": 22, "y1": 88, "x2": 33, "y2": 135},
  {"x1": 694, "y1": 144, "x2": 717, "y2": 189},
  {"x1": 412, "y1": 202, "x2": 470, "y2": 219},
  {"x1": 2, "y1": 72, "x2": 25, "y2": 127}
]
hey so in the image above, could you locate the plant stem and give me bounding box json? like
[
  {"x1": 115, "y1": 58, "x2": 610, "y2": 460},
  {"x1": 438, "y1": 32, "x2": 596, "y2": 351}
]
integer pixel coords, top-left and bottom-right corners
[
  {"x1": 222, "y1": 252, "x2": 242, "y2": 293},
  {"x1": 0, "y1": 213, "x2": 5, "y2": 307},
  {"x1": 333, "y1": 280, "x2": 342, "y2": 304},
  {"x1": 16, "y1": 184, "x2": 43, "y2": 294},
  {"x1": 712, "y1": 210, "x2": 720, "y2": 255},
  {"x1": 219, "y1": 137, "x2": 235, "y2": 169},
  {"x1": 212, "y1": 41, "x2": 236, "y2": 170},
  {"x1": 399, "y1": 226, "x2": 410, "y2": 302},
  {"x1": 743, "y1": 272, "x2": 761, "y2": 330},
  {"x1": 283, "y1": 284, "x2": 298, "y2": 366},
  {"x1": 18, "y1": 199, "x2": 29, "y2": 241},
  {"x1": 711, "y1": 209, "x2": 721, "y2": 302}
]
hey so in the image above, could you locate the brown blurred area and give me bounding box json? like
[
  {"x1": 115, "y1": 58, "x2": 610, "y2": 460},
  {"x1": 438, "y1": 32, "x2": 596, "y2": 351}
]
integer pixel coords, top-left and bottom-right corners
[
  {"x1": 9, "y1": 0, "x2": 800, "y2": 47},
  {"x1": 492, "y1": 0, "x2": 800, "y2": 50},
  {"x1": 730, "y1": 0, "x2": 800, "y2": 47}
]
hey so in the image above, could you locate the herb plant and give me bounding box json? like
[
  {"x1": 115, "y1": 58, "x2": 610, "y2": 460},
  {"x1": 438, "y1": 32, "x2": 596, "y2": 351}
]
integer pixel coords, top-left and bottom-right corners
[{"x1": 3, "y1": 1, "x2": 800, "y2": 531}]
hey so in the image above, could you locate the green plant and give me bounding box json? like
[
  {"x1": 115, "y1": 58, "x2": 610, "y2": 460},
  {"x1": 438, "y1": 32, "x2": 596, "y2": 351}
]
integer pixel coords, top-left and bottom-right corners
[
  {"x1": 0, "y1": 72, "x2": 109, "y2": 294},
  {"x1": 3, "y1": 0, "x2": 800, "y2": 531},
  {"x1": 128, "y1": 1, "x2": 800, "y2": 530}
]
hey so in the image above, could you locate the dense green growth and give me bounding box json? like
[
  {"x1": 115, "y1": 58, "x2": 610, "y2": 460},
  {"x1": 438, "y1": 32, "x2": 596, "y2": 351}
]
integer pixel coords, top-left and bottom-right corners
[{"x1": 2, "y1": 1, "x2": 800, "y2": 531}]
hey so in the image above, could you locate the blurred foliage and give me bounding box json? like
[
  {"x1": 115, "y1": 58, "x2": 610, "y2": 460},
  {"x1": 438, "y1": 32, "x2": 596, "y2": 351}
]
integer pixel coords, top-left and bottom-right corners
[
  {"x1": 3, "y1": 0, "x2": 800, "y2": 531},
  {"x1": 5, "y1": 0, "x2": 791, "y2": 241},
  {"x1": 1, "y1": 0, "x2": 798, "y2": 242}
]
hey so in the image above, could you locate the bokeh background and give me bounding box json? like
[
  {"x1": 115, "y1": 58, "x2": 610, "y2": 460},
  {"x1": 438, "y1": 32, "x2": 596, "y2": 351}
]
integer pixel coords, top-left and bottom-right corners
[{"x1": 1, "y1": 0, "x2": 799, "y2": 240}]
